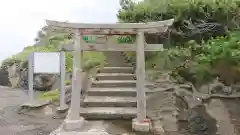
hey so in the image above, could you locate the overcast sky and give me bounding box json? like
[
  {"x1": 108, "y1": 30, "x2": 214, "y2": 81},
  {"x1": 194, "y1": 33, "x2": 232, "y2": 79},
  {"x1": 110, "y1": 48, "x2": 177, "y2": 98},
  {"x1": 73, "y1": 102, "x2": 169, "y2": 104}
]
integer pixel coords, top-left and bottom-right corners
[{"x1": 0, "y1": 0, "x2": 124, "y2": 63}]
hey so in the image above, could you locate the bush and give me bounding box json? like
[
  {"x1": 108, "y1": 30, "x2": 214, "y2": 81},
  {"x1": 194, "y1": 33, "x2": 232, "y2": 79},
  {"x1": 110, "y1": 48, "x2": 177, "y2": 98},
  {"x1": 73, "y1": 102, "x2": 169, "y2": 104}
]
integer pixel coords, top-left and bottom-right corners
[{"x1": 165, "y1": 31, "x2": 240, "y2": 86}]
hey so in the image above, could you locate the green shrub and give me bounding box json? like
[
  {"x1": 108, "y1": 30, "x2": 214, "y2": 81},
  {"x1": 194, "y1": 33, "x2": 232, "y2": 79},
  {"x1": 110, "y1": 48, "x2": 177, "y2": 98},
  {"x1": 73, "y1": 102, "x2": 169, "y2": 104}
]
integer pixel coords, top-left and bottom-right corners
[{"x1": 166, "y1": 31, "x2": 240, "y2": 85}]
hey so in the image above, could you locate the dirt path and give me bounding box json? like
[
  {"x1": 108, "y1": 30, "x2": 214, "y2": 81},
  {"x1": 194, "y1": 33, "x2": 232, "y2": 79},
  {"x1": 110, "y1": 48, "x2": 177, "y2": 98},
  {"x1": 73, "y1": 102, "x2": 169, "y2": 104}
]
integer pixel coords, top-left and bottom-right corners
[{"x1": 0, "y1": 86, "x2": 63, "y2": 135}]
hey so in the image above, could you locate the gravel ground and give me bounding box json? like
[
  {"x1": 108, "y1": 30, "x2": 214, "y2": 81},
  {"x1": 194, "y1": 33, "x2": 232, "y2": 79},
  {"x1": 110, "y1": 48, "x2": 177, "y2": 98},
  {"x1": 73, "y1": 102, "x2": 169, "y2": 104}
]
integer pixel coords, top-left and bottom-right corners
[{"x1": 0, "y1": 86, "x2": 63, "y2": 135}]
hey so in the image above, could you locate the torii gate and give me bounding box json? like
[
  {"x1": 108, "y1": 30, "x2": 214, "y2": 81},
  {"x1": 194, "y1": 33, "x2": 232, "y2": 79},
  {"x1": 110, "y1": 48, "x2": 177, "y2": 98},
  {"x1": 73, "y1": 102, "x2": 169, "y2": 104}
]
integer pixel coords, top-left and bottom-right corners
[{"x1": 46, "y1": 19, "x2": 174, "y2": 131}]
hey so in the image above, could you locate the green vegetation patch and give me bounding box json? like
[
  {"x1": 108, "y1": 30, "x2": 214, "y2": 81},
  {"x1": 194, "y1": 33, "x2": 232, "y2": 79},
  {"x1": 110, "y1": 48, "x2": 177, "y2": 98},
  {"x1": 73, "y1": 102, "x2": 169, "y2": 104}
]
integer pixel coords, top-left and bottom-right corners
[{"x1": 39, "y1": 89, "x2": 59, "y2": 102}]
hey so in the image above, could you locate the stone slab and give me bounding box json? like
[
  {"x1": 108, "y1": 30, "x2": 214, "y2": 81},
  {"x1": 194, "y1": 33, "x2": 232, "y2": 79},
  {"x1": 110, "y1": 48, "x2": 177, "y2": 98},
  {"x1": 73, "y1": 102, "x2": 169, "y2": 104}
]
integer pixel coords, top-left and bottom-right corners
[
  {"x1": 96, "y1": 73, "x2": 135, "y2": 80},
  {"x1": 80, "y1": 107, "x2": 137, "y2": 119},
  {"x1": 92, "y1": 80, "x2": 136, "y2": 88},
  {"x1": 83, "y1": 96, "x2": 136, "y2": 107},
  {"x1": 88, "y1": 87, "x2": 136, "y2": 97},
  {"x1": 21, "y1": 100, "x2": 50, "y2": 108},
  {"x1": 99, "y1": 67, "x2": 133, "y2": 74}
]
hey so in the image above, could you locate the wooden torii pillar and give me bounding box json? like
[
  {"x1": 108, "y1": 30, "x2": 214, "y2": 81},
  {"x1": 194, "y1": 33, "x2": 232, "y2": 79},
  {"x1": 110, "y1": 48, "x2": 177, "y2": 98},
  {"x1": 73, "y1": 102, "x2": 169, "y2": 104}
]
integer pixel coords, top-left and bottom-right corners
[{"x1": 46, "y1": 19, "x2": 174, "y2": 131}]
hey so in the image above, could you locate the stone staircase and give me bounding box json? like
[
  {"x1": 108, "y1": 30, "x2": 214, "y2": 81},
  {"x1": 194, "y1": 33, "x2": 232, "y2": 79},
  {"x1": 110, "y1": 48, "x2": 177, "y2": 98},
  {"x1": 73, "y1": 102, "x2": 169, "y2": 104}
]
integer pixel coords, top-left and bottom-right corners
[{"x1": 80, "y1": 66, "x2": 138, "y2": 119}]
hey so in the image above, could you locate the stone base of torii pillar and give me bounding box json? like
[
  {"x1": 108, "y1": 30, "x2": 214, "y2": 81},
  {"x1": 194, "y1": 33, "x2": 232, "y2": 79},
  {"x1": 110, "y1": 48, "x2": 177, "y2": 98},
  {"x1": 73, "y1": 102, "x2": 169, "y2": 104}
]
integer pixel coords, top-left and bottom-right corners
[
  {"x1": 63, "y1": 118, "x2": 85, "y2": 131},
  {"x1": 132, "y1": 118, "x2": 153, "y2": 132}
]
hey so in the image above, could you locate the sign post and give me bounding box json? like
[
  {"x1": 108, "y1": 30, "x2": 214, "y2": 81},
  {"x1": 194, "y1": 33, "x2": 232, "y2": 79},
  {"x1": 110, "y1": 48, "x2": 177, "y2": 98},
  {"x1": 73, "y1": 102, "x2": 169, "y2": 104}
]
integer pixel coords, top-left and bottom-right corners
[
  {"x1": 59, "y1": 51, "x2": 68, "y2": 111},
  {"x1": 23, "y1": 52, "x2": 67, "y2": 109},
  {"x1": 28, "y1": 53, "x2": 34, "y2": 103}
]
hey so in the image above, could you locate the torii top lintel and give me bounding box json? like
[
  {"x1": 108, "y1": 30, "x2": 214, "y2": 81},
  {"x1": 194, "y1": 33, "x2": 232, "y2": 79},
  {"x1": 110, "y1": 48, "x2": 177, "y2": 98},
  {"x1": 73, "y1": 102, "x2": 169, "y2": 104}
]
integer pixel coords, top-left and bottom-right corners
[{"x1": 45, "y1": 19, "x2": 174, "y2": 30}]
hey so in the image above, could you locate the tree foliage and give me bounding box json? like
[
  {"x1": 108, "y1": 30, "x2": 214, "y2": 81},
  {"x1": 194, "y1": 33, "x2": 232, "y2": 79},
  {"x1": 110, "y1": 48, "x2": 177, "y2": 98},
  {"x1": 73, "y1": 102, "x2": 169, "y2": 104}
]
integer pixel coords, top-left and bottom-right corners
[{"x1": 118, "y1": 0, "x2": 240, "y2": 30}]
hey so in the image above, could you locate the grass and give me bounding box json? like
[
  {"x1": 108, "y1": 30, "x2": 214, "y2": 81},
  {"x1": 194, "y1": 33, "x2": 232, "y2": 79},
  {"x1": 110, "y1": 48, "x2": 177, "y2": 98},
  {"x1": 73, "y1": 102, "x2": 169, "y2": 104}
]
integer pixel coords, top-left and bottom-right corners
[
  {"x1": 64, "y1": 80, "x2": 71, "y2": 85},
  {"x1": 39, "y1": 89, "x2": 60, "y2": 102}
]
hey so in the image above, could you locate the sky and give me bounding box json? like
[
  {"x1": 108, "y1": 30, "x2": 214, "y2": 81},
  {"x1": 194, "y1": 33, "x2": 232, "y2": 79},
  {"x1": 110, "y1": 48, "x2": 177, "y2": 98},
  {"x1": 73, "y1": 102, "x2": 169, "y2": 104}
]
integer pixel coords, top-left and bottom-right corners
[{"x1": 0, "y1": 0, "x2": 124, "y2": 63}]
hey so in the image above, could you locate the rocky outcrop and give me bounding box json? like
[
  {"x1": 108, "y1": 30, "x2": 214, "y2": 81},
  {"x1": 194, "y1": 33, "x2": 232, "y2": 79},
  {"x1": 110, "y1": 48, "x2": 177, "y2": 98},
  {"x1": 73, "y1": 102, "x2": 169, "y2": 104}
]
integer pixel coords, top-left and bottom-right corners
[
  {"x1": 206, "y1": 99, "x2": 237, "y2": 135},
  {"x1": 7, "y1": 63, "x2": 58, "y2": 91},
  {"x1": 147, "y1": 91, "x2": 179, "y2": 133},
  {"x1": 7, "y1": 63, "x2": 21, "y2": 88},
  {"x1": 222, "y1": 99, "x2": 240, "y2": 135},
  {"x1": 33, "y1": 74, "x2": 57, "y2": 91},
  {"x1": 146, "y1": 75, "x2": 179, "y2": 134},
  {"x1": 0, "y1": 69, "x2": 10, "y2": 86},
  {"x1": 187, "y1": 105, "x2": 217, "y2": 135},
  {"x1": 146, "y1": 71, "x2": 220, "y2": 135}
]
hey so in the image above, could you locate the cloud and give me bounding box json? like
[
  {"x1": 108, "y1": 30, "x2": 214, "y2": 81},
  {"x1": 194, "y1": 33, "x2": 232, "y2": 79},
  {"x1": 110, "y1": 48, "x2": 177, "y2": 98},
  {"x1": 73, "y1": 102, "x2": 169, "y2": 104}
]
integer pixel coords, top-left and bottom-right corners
[{"x1": 0, "y1": 0, "x2": 121, "y2": 62}]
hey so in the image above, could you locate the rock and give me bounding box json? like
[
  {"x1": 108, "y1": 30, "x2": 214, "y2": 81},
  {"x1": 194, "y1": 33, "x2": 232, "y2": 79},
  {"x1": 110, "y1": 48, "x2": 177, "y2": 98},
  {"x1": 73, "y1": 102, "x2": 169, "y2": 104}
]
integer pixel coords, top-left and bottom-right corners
[
  {"x1": 51, "y1": 76, "x2": 61, "y2": 91},
  {"x1": 222, "y1": 86, "x2": 233, "y2": 95},
  {"x1": 7, "y1": 63, "x2": 21, "y2": 88},
  {"x1": 187, "y1": 105, "x2": 217, "y2": 135},
  {"x1": 155, "y1": 79, "x2": 174, "y2": 88},
  {"x1": 147, "y1": 91, "x2": 179, "y2": 132},
  {"x1": 145, "y1": 81, "x2": 157, "y2": 90},
  {"x1": 65, "y1": 85, "x2": 72, "y2": 94},
  {"x1": 7, "y1": 63, "x2": 57, "y2": 91},
  {"x1": 0, "y1": 69, "x2": 10, "y2": 86},
  {"x1": 198, "y1": 84, "x2": 210, "y2": 94},
  {"x1": 33, "y1": 74, "x2": 57, "y2": 91},
  {"x1": 209, "y1": 79, "x2": 233, "y2": 95},
  {"x1": 231, "y1": 84, "x2": 240, "y2": 93}
]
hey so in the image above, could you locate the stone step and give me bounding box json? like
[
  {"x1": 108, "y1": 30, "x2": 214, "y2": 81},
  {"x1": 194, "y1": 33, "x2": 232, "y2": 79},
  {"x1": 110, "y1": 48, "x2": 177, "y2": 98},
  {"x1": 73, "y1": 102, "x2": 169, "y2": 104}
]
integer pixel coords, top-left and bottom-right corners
[
  {"x1": 92, "y1": 80, "x2": 136, "y2": 88},
  {"x1": 87, "y1": 88, "x2": 136, "y2": 97},
  {"x1": 80, "y1": 107, "x2": 137, "y2": 119},
  {"x1": 98, "y1": 67, "x2": 134, "y2": 74},
  {"x1": 96, "y1": 73, "x2": 135, "y2": 80},
  {"x1": 83, "y1": 96, "x2": 137, "y2": 107}
]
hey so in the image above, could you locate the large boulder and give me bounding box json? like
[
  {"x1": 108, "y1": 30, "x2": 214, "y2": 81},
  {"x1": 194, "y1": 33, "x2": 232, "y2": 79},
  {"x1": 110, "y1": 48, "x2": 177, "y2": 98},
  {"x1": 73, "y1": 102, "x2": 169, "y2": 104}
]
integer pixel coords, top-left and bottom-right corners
[{"x1": 33, "y1": 74, "x2": 57, "y2": 91}]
